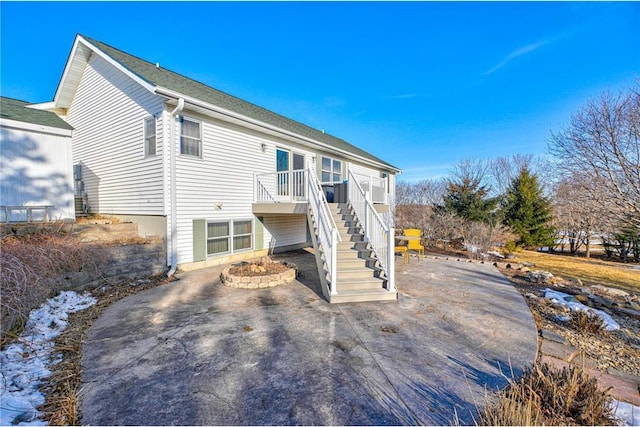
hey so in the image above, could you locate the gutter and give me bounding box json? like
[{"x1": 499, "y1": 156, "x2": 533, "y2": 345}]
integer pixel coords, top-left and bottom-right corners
[{"x1": 167, "y1": 98, "x2": 185, "y2": 277}]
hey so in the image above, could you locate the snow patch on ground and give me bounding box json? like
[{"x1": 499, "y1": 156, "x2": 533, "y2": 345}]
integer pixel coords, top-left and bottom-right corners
[
  {"x1": 613, "y1": 399, "x2": 640, "y2": 426},
  {"x1": 544, "y1": 288, "x2": 620, "y2": 331},
  {"x1": 1, "y1": 291, "x2": 96, "y2": 426}
]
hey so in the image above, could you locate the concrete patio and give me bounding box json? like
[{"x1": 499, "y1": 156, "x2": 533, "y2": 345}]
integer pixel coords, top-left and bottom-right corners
[{"x1": 79, "y1": 249, "x2": 538, "y2": 425}]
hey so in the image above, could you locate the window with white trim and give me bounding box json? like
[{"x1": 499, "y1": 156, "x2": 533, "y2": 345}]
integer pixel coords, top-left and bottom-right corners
[
  {"x1": 207, "y1": 221, "x2": 229, "y2": 255},
  {"x1": 207, "y1": 219, "x2": 253, "y2": 256},
  {"x1": 180, "y1": 117, "x2": 202, "y2": 157},
  {"x1": 233, "y1": 220, "x2": 252, "y2": 251},
  {"x1": 144, "y1": 117, "x2": 156, "y2": 156},
  {"x1": 321, "y1": 156, "x2": 342, "y2": 184}
]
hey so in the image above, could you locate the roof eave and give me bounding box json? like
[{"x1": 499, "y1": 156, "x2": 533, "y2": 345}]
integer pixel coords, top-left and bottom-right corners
[
  {"x1": 53, "y1": 35, "x2": 156, "y2": 110},
  {"x1": 0, "y1": 117, "x2": 74, "y2": 137},
  {"x1": 156, "y1": 87, "x2": 401, "y2": 173}
]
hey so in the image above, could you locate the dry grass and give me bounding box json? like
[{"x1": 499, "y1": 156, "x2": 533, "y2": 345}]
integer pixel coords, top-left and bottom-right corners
[
  {"x1": 75, "y1": 214, "x2": 122, "y2": 224},
  {"x1": 477, "y1": 362, "x2": 616, "y2": 426},
  {"x1": 0, "y1": 226, "x2": 109, "y2": 341},
  {"x1": 570, "y1": 310, "x2": 605, "y2": 334},
  {"x1": 513, "y1": 250, "x2": 640, "y2": 293}
]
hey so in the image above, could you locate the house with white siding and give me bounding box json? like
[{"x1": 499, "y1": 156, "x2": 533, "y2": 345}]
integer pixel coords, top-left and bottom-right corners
[
  {"x1": 37, "y1": 34, "x2": 401, "y2": 303},
  {"x1": 0, "y1": 97, "x2": 75, "y2": 222}
]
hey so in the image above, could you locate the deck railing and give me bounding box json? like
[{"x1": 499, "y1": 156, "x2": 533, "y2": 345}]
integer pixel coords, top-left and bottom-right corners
[
  {"x1": 348, "y1": 169, "x2": 395, "y2": 291},
  {"x1": 351, "y1": 173, "x2": 387, "y2": 204},
  {"x1": 255, "y1": 170, "x2": 307, "y2": 203}
]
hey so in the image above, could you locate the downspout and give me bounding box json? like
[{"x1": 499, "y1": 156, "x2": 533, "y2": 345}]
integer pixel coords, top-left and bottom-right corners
[{"x1": 167, "y1": 98, "x2": 185, "y2": 277}]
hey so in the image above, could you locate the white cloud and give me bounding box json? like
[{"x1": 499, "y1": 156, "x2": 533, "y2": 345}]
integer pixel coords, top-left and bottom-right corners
[{"x1": 484, "y1": 40, "x2": 550, "y2": 75}]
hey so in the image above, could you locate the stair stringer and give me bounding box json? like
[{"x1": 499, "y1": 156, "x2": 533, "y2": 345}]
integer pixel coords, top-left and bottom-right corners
[{"x1": 306, "y1": 207, "x2": 332, "y2": 302}]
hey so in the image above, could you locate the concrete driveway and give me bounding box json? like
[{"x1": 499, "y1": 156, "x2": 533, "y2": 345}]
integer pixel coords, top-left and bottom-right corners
[{"x1": 79, "y1": 250, "x2": 538, "y2": 425}]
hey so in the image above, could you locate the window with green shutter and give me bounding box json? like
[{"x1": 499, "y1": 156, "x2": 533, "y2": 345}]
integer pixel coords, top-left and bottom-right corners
[{"x1": 205, "y1": 219, "x2": 253, "y2": 256}]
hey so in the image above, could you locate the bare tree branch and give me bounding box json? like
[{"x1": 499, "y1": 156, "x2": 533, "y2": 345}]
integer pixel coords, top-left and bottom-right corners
[{"x1": 549, "y1": 84, "x2": 640, "y2": 227}]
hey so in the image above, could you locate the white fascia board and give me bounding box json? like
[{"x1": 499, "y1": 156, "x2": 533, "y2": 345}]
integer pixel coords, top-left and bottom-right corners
[
  {"x1": 26, "y1": 102, "x2": 56, "y2": 111},
  {"x1": 77, "y1": 36, "x2": 156, "y2": 95},
  {"x1": 24, "y1": 102, "x2": 68, "y2": 118},
  {"x1": 0, "y1": 118, "x2": 73, "y2": 138},
  {"x1": 155, "y1": 87, "x2": 401, "y2": 174}
]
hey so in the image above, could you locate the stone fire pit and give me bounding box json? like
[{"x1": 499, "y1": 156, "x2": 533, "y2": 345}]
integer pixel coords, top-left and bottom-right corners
[{"x1": 220, "y1": 257, "x2": 297, "y2": 289}]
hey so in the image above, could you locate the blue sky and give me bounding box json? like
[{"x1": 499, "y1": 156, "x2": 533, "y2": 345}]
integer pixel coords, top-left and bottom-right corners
[{"x1": 1, "y1": 2, "x2": 638, "y2": 181}]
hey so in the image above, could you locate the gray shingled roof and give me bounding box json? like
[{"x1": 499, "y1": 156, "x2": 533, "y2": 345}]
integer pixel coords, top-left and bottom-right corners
[
  {"x1": 80, "y1": 34, "x2": 398, "y2": 171},
  {"x1": 0, "y1": 96, "x2": 73, "y2": 130}
]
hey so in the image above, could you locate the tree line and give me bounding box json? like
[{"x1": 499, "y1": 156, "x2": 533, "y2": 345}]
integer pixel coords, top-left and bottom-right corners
[{"x1": 395, "y1": 83, "x2": 639, "y2": 262}]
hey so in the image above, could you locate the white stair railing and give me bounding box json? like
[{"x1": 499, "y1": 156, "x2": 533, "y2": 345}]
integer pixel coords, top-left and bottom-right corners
[
  {"x1": 307, "y1": 166, "x2": 341, "y2": 295},
  {"x1": 348, "y1": 169, "x2": 395, "y2": 291}
]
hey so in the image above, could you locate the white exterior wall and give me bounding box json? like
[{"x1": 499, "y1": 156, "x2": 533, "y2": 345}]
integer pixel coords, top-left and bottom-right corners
[
  {"x1": 171, "y1": 112, "x2": 317, "y2": 265},
  {"x1": 261, "y1": 214, "x2": 308, "y2": 250},
  {"x1": 348, "y1": 162, "x2": 382, "y2": 179},
  {"x1": 0, "y1": 123, "x2": 75, "y2": 221},
  {"x1": 66, "y1": 54, "x2": 165, "y2": 215}
]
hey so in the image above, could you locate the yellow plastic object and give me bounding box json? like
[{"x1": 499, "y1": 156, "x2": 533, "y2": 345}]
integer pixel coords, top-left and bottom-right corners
[
  {"x1": 394, "y1": 245, "x2": 409, "y2": 264},
  {"x1": 404, "y1": 229, "x2": 425, "y2": 255}
]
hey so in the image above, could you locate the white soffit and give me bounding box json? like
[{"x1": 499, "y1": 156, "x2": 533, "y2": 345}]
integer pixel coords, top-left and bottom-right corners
[
  {"x1": 53, "y1": 38, "x2": 93, "y2": 109},
  {"x1": 53, "y1": 35, "x2": 155, "y2": 109}
]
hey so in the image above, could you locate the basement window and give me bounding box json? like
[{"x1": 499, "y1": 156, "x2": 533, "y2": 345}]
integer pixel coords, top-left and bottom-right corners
[
  {"x1": 207, "y1": 219, "x2": 253, "y2": 256},
  {"x1": 207, "y1": 222, "x2": 230, "y2": 255},
  {"x1": 233, "y1": 220, "x2": 252, "y2": 251}
]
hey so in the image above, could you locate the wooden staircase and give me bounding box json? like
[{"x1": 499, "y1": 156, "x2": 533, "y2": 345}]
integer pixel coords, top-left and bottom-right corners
[{"x1": 326, "y1": 203, "x2": 397, "y2": 303}]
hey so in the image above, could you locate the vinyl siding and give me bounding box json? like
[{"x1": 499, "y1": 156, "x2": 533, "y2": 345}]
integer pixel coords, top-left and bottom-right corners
[
  {"x1": 66, "y1": 54, "x2": 165, "y2": 215},
  {"x1": 0, "y1": 126, "x2": 75, "y2": 220},
  {"x1": 349, "y1": 162, "x2": 381, "y2": 179},
  {"x1": 172, "y1": 112, "x2": 317, "y2": 264},
  {"x1": 262, "y1": 214, "x2": 308, "y2": 250}
]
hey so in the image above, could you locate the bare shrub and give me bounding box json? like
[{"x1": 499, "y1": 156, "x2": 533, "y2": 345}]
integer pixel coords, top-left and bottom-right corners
[
  {"x1": 0, "y1": 226, "x2": 108, "y2": 341},
  {"x1": 463, "y1": 222, "x2": 517, "y2": 260},
  {"x1": 478, "y1": 363, "x2": 616, "y2": 426}
]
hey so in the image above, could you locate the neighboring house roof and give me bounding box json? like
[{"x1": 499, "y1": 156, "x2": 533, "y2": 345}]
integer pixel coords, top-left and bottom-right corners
[
  {"x1": 71, "y1": 34, "x2": 399, "y2": 172},
  {"x1": 0, "y1": 96, "x2": 73, "y2": 131}
]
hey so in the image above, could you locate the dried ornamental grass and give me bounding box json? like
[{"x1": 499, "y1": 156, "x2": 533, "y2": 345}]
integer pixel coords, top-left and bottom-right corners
[
  {"x1": 477, "y1": 362, "x2": 616, "y2": 426},
  {"x1": 0, "y1": 227, "x2": 107, "y2": 341},
  {"x1": 570, "y1": 310, "x2": 605, "y2": 334}
]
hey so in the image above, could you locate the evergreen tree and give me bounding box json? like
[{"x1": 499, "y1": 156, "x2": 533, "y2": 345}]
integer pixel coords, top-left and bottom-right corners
[
  {"x1": 442, "y1": 177, "x2": 498, "y2": 223},
  {"x1": 503, "y1": 167, "x2": 555, "y2": 247}
]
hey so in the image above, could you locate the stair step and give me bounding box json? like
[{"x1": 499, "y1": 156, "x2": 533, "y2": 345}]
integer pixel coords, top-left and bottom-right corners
[
  {"x1": 337, "y1": 268, "x2": 382, "y2": 281},
  {"x1": 330, "y1": 288, "x2": 398, "y2": 304},
  {"x1": 337, "y1": 235, "x2": 365, "y2": 243},
  {"x1": 337, "y1": 257, "x2": 379, "y2": 267},
  {"x1": 335, "y1": 250, "x2": 371, "y2": 260},
  {"x1": 336, "y1": 243, "x2": 371, "y2": 252},
  {"x1": 337, "y1": 275, "x2": 385, "y2": 290}
]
